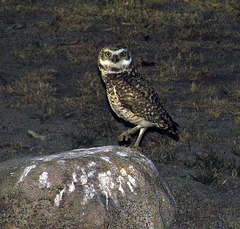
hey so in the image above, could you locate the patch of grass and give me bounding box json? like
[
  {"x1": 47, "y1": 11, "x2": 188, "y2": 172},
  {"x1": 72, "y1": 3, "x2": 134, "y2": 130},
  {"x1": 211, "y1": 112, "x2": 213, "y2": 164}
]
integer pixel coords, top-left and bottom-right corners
[
  {"x1": 100, "y1": 0, "x2": 149, "y2": 22},
  {"x1": 192, "y1": 170, "x2": 217, "y2": 185},
  {"x1": 191, "y1": 151, "x2": 222, "y2": 185},
  {"x1": 13, "y1": 43, "x2": 58, "y2": 63},
  {"x1": 177, "y1": 125, "x2": 220, "y2": 147},
  {"x1": 195, "y1": 131, "x2": 219, "y2": 146},
  {"x1": 75, "y1": 71, "x2": 105, "y2": 106},
  {"x1": 191, "y1": 84, "x2": 240, "y2": 118},
  {"x1": 143, "y1": 135, "x2": 181, "y2": 163},
  {"x1": 192, "y1": 148, "x2": 240, "y2": 185},
  {"x1": 65, "y1": 40, "x2": 99, "y2": 64},
  {"x1": 195, "y1": 151, "x2": 224, "y2": 171},
  {"x1": 157, "y1": 52, "x2": 210, "y2": 81},
  {"x1": 0, "y1": 142, "x2": 32, "y2": 162},
  {"x1": 184, "y1": 0, "x2": 240, "y2": 12},
  {"x1": 175, "y1": 80, "x2": 240, "y2": 122},
  {"x1": 60, "y1": 97, "x2": 83, "y2": 118},
  {"x1": 68, "y1": 131, "x2": 97, "y2": 149},
  {"x1": 3, "y1": 68, "x2": 57, "y2": 109}
]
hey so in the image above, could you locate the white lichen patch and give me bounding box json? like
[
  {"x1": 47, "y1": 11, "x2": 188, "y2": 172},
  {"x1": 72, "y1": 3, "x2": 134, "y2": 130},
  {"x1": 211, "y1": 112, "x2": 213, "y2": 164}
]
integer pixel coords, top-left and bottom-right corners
[
  {"x1": 68, "y1": 172, "x2": 77, "y2": 193},
  {"x1": 86, "y1": 145, "x2": 112, "y2": 153},
  {"x1": 35, "y1": 147, "x2": 104, "y2": 163},
  {"x1": 116, "y1": 151, "x2": 129, "y2": 157},
  {"x1": 87, "y1": 161, "x2": 96, "y2": 167},
  {"x1": 39, "y1": 171, "x2": 51, "y2": 188},
  {"x1": 16, "y1": 164, "x2": 36, "y2": 186},
  {"x1": 70, "y1": 148, "x2": 97, "y2": 157},
  {"x1": 118, "y1": 168, "x2": 138, "y2": 194},
  {"x1": 68, "y1": 182, "x2": 75, "y2": 193},
  {"x1": 82, "y1": 184, "x2": 96, "y2": 205},
  {"x1": 98, "y1": 172, "x2": 115, "y2": 190},
  {"x1": 127, "y1": 181, "x2": 136, "y2": 193},
  {"x1": 72, "y1": 172, "x2": 77, "y2": 182},
  {"x1": 102, "y1": 190, "x2": 109, "y2": 210},
  {"x1": 100, "y1": 156, "x2": 112, "y2": 163},
  {"x1": 98, "y1": 172, "x2": 115, "y2": 198},
  {"x1": 80, "y1": 168, "x2": 88, "y2": 185},
  {"x1": 98, "y1": 171, "x2": 119, "y2": 207},
  {"x1": 162, "y1": 196, "x2": 166, "y2": 202},
  {"x1": 87, "y1": 170, "x2": 95, "y2": 178},
  {"x1": 54, "y1": 187, "x2": 66, "y2": 207},
  {"x1": 120, "y1": 168, "x2": 127, "y2": 177},
  {"x1": 128, "y1": 165, "x2": 135, "y2": 173},
  {"x1": 127, "y1": 174, "x2": 137, "y2": 187},
  {"x1": 116, "y1": 175, "x2": 125, "y2": 195},
  {"x1": 75, "y1": 164, "x2": 80, "y2": 169},
  {"x1": 36, "y1": 154, "x2": 63, "y2": 162},
  {"x1": 57, "y1": 159, "x2": 66, "y2": 164}
]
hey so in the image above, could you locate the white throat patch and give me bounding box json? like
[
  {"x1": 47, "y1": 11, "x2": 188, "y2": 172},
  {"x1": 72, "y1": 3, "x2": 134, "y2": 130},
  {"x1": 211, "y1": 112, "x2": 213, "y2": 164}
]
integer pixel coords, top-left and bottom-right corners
[{"x1": 99, "y1": 58, "x2": 132, "y2": 74}]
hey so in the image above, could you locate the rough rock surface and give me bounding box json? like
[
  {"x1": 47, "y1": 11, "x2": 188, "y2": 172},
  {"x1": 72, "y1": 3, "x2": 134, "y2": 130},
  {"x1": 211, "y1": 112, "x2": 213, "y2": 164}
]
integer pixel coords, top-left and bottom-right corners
[{"x1": 0, "y1": 145, "x2": 176, "y2": 228}]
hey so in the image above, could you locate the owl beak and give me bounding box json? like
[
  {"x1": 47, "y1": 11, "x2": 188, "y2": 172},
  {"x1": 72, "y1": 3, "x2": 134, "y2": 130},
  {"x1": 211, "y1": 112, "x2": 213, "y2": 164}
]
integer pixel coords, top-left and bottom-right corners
[{"x1": 112, "y1": 55, "x2": 119, "y2": 63}]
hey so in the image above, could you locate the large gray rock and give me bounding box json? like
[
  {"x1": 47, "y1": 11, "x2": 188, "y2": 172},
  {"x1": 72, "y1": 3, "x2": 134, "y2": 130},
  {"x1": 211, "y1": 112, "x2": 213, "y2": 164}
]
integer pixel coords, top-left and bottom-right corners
[{"x1": 0, "y1": 146, "x2": 176, "y2": 228}]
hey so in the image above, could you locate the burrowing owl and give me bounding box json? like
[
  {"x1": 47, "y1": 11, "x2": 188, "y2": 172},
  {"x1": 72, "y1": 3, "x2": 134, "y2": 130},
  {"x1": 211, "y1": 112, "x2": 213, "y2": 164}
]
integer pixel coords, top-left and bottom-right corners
[{"x1": 98, "y1": 45, "x2": 179, "y2": 147}]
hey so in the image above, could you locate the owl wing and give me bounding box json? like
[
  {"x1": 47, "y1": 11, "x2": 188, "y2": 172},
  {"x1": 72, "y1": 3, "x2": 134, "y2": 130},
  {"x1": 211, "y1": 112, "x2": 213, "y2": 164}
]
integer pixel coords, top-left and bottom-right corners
[{"x1": 115, "y1": 73, "x2": 179, "y2": 133}]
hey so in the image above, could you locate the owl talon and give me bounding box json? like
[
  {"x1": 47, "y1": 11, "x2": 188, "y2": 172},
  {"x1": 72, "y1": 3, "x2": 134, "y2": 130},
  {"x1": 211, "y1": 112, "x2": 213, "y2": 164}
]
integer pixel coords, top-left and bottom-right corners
[{"x1": 118, "y1": 132, "x2": 131, "y2": 142}]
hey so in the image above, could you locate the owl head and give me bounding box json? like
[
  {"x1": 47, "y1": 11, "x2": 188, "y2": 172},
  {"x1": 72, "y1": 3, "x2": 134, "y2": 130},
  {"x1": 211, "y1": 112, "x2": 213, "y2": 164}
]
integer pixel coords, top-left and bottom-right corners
[{"x1": 98, "y1": 45, "x2": 134, "y2": 75}]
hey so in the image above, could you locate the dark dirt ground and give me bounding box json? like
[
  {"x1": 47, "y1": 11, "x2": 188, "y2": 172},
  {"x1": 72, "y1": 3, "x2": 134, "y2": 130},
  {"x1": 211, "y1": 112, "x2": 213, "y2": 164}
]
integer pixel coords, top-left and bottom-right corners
[{"x1": 1, "y1": 0, "x2": 240, "y2": 228}]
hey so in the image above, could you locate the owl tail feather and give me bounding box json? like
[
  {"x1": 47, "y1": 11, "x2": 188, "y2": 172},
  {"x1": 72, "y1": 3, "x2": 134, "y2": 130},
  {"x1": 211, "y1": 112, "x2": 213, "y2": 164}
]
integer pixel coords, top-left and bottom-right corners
[{"x1": 169, "y1": 121, "x2": 179, "y2": 135}]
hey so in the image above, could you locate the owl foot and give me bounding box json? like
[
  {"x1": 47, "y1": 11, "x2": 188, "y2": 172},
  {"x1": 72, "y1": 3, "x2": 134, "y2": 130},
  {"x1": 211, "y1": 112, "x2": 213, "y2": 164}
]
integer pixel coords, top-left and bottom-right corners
[
  {"x1": 118, "y1": 126, "x2": 142, "y2": 145},
  {"x1": 119, "y1": 127, "x2": 148, "y2": 147},
  {"x1": 118, "y1": 131, "x2": 132, "y2": 142}
]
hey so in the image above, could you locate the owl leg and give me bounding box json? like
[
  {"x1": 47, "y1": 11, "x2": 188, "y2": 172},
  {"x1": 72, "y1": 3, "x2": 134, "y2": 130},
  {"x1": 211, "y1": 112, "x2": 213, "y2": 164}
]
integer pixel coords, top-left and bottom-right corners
[
  {"x1": 134, "y1": 127, "x2": 147, "y2": 147},
  {"x1": 118, "y1": 125, "x2": 141, "y2": 143}
]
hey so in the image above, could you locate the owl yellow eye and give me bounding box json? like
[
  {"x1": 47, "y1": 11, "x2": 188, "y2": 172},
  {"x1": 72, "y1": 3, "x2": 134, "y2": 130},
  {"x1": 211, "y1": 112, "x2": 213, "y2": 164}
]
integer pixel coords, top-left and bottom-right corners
[
  {"x1": 105, "y1": 51, "x2": 112, "y2": 57},
  {"x1": 120, "y1": 51, "x2": 126, "y2": 57}
]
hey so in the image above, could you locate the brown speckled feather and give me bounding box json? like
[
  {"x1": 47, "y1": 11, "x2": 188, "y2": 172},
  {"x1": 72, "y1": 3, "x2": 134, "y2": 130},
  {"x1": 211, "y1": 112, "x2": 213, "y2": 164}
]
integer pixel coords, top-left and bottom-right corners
[{"x1": 108, "y1": 71, "x2": 179, "y2": 133}]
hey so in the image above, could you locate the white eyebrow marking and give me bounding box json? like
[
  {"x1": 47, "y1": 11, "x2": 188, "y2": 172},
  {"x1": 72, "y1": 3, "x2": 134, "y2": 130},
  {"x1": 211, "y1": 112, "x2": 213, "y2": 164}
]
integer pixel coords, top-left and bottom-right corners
[
  {"x1": 104, "y1": 48, "x2": 127, "y2": 53},
  {"x1": 111, "y1": 49, "x2": 127, "y2": 55}
]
